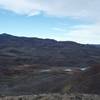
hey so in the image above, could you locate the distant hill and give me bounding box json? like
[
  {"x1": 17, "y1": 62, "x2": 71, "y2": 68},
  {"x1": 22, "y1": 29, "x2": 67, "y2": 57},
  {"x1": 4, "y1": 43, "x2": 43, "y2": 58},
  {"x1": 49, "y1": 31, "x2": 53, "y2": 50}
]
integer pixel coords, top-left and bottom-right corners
[{"x1": 0, "y1": 33, "x2": 100, "y2": 68}]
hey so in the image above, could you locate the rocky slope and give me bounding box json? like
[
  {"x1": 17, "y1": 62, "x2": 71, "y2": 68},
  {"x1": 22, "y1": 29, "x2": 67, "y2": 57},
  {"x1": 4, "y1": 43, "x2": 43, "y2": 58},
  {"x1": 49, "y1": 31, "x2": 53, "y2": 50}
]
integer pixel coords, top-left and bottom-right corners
[{"x1": 71, "y1": 64, "x2": 100, "y2": 94}]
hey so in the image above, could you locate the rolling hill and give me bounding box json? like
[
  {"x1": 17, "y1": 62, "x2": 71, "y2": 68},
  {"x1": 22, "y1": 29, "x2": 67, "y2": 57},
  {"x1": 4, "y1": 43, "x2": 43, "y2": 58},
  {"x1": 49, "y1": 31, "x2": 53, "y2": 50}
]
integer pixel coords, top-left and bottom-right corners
[{"x1": 0, "y1": 33, "x2": 100, "y2": 68}]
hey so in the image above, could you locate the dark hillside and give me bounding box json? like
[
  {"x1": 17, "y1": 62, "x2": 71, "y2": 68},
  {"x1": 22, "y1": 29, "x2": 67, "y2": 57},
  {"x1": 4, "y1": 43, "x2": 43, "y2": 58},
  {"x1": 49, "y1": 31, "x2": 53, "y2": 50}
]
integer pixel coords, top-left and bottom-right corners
[{"x1": 0, "y1": 33, "x2": 100, "y2": 67}]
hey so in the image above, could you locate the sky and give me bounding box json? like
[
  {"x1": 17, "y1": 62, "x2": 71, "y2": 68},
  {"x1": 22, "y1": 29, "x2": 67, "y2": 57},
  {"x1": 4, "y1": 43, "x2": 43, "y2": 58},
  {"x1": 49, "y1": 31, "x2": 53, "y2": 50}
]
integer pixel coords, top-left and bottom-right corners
[{"x1": 0, "y1": 0, "x2": 100, "y2": 44}]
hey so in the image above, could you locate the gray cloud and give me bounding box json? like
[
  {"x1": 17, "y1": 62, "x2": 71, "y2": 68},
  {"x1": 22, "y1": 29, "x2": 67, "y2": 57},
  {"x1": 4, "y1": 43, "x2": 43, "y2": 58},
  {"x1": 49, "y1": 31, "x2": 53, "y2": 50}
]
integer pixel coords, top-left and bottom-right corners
[{"x1": 0, "y1": 0, "x2": 100, "y2": 19}]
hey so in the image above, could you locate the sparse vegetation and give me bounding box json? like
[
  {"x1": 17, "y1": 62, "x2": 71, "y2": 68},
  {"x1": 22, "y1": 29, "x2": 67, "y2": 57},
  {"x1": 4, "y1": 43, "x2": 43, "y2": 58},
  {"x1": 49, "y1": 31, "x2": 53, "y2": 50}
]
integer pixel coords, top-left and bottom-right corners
[{"x1": 0, "y1": 94, "x2": 100, "y2": 100}]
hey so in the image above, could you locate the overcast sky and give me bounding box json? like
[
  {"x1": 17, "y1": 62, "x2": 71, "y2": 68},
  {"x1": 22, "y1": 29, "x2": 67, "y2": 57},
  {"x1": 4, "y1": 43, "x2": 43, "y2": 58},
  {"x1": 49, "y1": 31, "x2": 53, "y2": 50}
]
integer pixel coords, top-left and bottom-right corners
[{"x1": 0, "y1": 0, "x2": 100, "y2": 44}]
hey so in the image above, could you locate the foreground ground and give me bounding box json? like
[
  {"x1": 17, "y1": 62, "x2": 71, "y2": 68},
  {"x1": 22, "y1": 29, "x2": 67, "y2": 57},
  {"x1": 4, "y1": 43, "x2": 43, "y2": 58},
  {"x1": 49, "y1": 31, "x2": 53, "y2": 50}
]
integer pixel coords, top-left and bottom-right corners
[{"x1": 0, "y1": 93, "x2": 100, "y2": 100}]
